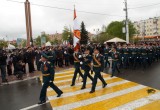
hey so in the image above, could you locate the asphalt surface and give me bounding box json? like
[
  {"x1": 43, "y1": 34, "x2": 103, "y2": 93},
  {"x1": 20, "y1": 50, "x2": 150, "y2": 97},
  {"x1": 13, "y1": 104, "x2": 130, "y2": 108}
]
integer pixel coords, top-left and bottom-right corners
[
  {"x1": 0, "y1": 62, "x2": 160, "y2": 110},
  {"x1": 105, "y1": 61, "x2": 160, "y2": 90},
  {"x1": 0, "y1": 78, "x2": 52, "y2": 110}
]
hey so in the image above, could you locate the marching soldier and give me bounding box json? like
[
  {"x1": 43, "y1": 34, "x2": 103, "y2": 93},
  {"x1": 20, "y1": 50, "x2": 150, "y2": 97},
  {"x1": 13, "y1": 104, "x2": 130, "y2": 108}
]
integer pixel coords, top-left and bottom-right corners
[
  {"x1": 104, "y1": 45, "x2": 110, "y2": 68},
  {"x1": 80, "y1": 49, "x2": 93, "y2": 90},
  {"x1": 141, "y1": 44, "x2": 148, "y2": 69},
  {"x1": 111, "y1": 47, "x2": 121, "y2": 77},
  {"x1": 130, "y1": 44, "x2": 138, "y2": 69},
  {"x1": 38, "y1": 53, "x2": 63, "y2": 104},
  {"x1": 90, "y1": 48, "x2": 107, "y2": 93},
  {"x1": 71, "y1": 48, "x2": 84, "y2": 86},
  {"x1": 123, "y1": 44, "x2": 129, "y2": 69}
]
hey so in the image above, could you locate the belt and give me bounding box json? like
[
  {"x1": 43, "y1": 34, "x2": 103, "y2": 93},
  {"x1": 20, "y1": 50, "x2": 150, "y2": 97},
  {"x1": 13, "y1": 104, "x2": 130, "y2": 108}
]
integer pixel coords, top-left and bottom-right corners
[
  {"x1": 105, "y1": 53, "x2": 108, "y2": 54},
  {"x1": 142, "y1": 53, "x2": 147, "y2": 55},
  {"x1": 113, "y1": 59, "x2": 118, "y2": 61},
  {"x1": 93, "y1": 65, "x2": 101, "y2": 67},
  {"x1": 124, "y1": 53, "x2": 128, "y2": 54},
  {"x1": 42, "y1": 74, "x2": 50, "y2": 76},
  {"x1": 74, "y1": 61, "x2": 80, "y2": 63},
  {"x1": 132, "y1": 53, "x2": 136, "y2": 54}
]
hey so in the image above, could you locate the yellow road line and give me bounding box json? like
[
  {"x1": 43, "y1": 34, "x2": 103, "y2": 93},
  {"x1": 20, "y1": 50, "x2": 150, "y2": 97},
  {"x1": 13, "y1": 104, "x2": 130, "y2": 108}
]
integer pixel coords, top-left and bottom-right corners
[
  {"x1": 73, "y1": 87, "x2": 154, "y2": 110},
  {"x1": 135, "y1": 100, "x2": 160, "y2": 110},
  {"x1": 49, "y1": 82, "x2": 138, "y2": 107},
  {"x1": 47, "y1": 77, "x2": 123, "y2": 96}
]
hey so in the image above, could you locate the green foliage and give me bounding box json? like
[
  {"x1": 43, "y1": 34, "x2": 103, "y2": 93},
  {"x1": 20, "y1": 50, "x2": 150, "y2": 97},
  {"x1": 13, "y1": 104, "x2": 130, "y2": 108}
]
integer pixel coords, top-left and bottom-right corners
[
  {"x1": 62, "y1": 26, "x2": 70, "y2": 41},
  {"x1": 35, "y1": 36, "x2": 41, "y2": 46},
  {"x1": 0, "y1": 40, "x2": 7, "y2": 48},
  {"x1": 106, "y1": 21, "x2": 125, "y2": 40},
  {"x1": 52, "y1": 38, "x2": 59, "y2": 45},
  {"x1": 22, "y1": 40, "x2": 27, "y2": 47},
  {"x1": 35, "y1": 34, "x2": 50, "y2": 46},
  {"x1": 80, "y1": 21, "x2": 89, "y2": 44},
  {"x1": 91, "y1": 20, "x2": 136, "y2": 43}
]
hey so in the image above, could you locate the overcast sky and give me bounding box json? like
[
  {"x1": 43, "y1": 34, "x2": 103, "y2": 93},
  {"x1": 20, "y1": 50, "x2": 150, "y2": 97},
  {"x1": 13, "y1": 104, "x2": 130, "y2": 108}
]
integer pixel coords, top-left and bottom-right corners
[{"x1": 0, "y1": 0, "x2": 160, "y2": 40}]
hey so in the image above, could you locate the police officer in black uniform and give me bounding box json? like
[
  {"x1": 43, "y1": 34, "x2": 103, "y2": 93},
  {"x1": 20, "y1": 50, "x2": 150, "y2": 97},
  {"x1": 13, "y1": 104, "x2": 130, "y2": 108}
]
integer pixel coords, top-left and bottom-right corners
[{"x1": 38, "y1": 53, "x2": 63, "y2": 104}]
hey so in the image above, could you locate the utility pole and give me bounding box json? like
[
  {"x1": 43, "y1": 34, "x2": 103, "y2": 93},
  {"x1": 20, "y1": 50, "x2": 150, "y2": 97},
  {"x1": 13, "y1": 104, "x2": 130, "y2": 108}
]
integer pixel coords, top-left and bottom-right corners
[{"x1": 124, "y1": 0, "x2": 129, "y2": 44}]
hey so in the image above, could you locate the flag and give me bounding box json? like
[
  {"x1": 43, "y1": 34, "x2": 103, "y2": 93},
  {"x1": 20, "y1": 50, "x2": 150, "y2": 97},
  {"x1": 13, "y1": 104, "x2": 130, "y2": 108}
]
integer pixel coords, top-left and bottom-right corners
[{"x1": 73, "y1": 6, "x2": 80, "y2": 50}]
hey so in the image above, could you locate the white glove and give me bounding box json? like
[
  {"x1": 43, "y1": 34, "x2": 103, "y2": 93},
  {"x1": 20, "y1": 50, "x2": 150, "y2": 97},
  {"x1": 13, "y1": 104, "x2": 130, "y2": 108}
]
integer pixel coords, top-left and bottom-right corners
[
  {"x1": 79, "y1": 55, "x2": 82, "y2": 58},
  {"x1": 49, "y1": 80, "x2": 53, "y2": 83},
  {"x1": 80, "y1": 61, "x2": 83, "y2": 65}
]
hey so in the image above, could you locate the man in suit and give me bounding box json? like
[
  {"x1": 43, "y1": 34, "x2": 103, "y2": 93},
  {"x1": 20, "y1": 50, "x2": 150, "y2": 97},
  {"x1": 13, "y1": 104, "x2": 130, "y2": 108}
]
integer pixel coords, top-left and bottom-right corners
[
  {"x1": 38, "y1": 53, "x2": 63, "y2": 104},
  {"x1": 90, "y1": 48, "x2": 107, "y2": 93}
]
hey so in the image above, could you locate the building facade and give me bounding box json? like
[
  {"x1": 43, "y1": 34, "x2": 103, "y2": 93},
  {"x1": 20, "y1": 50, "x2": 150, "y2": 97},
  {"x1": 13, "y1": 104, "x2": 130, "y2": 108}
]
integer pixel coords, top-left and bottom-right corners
[{"x1": 134, "y1": 17, "x2": 160, "y2": 38}]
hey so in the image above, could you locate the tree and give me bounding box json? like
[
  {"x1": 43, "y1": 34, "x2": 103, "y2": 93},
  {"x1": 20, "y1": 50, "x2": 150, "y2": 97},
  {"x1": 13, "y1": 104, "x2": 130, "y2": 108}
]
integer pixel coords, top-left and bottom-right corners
[
  {"x1": 0, "y1": 40, "x2": 7, "y2": 48},
  {"x1": 106, "y1": 21, "x2": 136, "y2": 42},
  {"x1": 35, "y1": 36, "x2": 41, "y2": 46},
  {"x1": 80, "y1": 21, "x2": 89, "y2": 44},
  {"x1": 62, "y1": 26, "x2": 70, "y2": 41},
  {"x1": 35, "y1": 34, "x2": 50, "y2": 46}
]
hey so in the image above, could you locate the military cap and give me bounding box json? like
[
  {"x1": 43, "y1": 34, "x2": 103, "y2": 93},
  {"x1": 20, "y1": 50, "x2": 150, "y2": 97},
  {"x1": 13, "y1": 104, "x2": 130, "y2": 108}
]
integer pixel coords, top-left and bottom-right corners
[{"x1": 41, "y1": 52, "x2": 49, "y2": 59}]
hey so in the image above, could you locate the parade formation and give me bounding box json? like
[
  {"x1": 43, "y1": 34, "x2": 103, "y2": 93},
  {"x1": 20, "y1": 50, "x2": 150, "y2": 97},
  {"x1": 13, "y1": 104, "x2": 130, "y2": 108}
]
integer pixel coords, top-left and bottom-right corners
[
  {"x1": 2, "y1": 42, "x2": 160, "y2": 105},
  {"x1": 1, "y1": 0, "x2": 160, "y2": 109}
]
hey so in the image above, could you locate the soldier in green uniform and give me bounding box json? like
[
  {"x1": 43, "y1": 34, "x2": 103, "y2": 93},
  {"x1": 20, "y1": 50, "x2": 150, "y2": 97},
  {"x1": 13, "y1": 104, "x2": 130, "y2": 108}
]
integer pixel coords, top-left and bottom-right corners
[
  {"x1": 80, "y1": 49, "x2": 93, "y2": 90},
  {"x1": 38, "y1": 53, "x2": 63, "y2": 104},
  {"x1": 71, "y1": 48, "x2": 84, "y2": 86},
  {"x1": 90, "y1": 48, "x2": 107, "y2": 93}
]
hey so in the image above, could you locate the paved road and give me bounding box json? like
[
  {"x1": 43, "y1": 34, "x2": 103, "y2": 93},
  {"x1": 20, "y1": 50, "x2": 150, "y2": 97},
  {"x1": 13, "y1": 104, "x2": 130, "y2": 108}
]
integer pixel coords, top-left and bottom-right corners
[
  {"x1": 0, "y1": 78, "x2": 52, "y2": 110},
  {"x1": 0, "y1": 62, "x2": 160, "y2": 110},
  {"x1": 104, "y1": 61, "x2": 160, "y2": 90}
]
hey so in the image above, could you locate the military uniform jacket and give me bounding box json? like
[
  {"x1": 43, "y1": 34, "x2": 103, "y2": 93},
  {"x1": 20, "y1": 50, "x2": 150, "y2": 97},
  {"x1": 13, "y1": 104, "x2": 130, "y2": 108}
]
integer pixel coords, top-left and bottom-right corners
[
  {"x1": 103, "y1": 48, "x2": 110, "y2": 59},
  {"x1": 111, "y1": 52, "x2": 120, "y2": 62},
  {"x1": 82, "y1": 54, "x2": 92, "y2": 71},
  {"x1": 93, "y1": 54, "x2": 104, "y2": 72},
  {"x1": 73, "y1": 52, "x2": 81, "y2": 67},
  {"x1": 131, "y1": 48, "x2": 138, "y2": 58},
  {"x1": 41, "y1": 61, "x2": 55, "y2": 83}
]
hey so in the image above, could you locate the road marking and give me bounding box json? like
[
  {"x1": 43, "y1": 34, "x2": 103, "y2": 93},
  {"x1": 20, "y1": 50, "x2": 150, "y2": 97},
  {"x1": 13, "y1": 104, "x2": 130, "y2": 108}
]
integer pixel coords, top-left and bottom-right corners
[
  {"x1": 52, "y1": 85, "x2": 146, "y2": 110},
  {"x1": 111, "y1": 92, "x2": 160, "y2": 110},
  {"x1": 20, "y1": 100, "x2": 50, "y2": 110},
  {"x1": 48, "y1": 80, "x2": 129, "y2": 100},
  {"x1": 47, "y1": 76, "x2": 114, "y2": 91}
]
